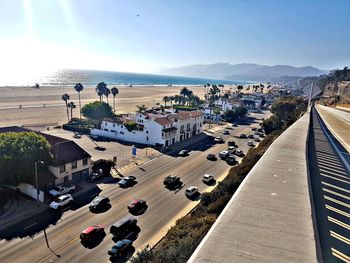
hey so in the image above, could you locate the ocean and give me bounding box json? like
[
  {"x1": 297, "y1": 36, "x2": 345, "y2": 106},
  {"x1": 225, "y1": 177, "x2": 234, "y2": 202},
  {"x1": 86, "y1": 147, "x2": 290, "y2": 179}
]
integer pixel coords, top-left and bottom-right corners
[{"x1": 1, "y1": 69, "x2": 251, "y2": 86}]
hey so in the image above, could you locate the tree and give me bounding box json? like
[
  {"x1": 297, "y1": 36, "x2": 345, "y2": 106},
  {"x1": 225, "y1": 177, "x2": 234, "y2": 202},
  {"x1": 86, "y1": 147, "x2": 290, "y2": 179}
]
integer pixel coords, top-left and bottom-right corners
[
  {"x1": 180, "y1": 87, "x2": 189, "y2": 97},
  {"x1": 235, "y1": 106, "x2": 248, "y2": 118},
  {"x1": 237, "y1": 85, "x2": 244, "y2": 93},
  {"x1": 68, "y1": 101, "x2": 76, "y2": 121},
  {"x1": 74, "y1": 83, "x2": 84, "y2": 119},
  {"x1": 96, "y1": 82, "x2": 107, "y2": 102},
  {"x1": 0, "y1": 132, "x2": 53, "y2": 186},
  {"x1": 163, "y1": 96, "x2": 169, "y2": 107},
  {"x1": 81, "y1": 101, "x2": 114, "y2": 120},
  {"x1": 111, "y1": 87, "x2": 119, "y2": 112},
  {"x1": 136, "y1": 104, "x2": 147, "y2": 112},
  {"x1": 61, "y1": 93, "x2": 70, "y2": 122},
  {"x1": 169, "y1": 96, "x2": 175, "y2": 106},
  {"x1": 104, "y1": 87, "x2": 111, "y2": 105}
]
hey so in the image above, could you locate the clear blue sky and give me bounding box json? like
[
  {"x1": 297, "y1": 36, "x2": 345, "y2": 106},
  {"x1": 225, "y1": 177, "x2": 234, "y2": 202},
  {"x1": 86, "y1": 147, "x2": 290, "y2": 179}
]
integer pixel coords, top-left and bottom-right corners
[{"x1": 0, "y1": 0, "x2": 349, "y2": 76}]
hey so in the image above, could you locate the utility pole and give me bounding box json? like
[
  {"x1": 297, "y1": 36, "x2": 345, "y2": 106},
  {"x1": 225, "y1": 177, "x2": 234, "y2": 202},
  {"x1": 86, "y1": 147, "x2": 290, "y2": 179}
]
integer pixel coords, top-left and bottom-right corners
[{"x1": 34, "y1": 161, "x2": 44, "y2": 207}]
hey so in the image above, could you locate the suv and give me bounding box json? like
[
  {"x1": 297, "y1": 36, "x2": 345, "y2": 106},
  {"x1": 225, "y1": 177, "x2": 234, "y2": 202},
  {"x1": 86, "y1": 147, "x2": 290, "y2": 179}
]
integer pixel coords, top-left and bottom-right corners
[
  {"x1": 50, "y1": 194, "x2": 73, "y2": 209},
  {"x1": 110, "y1": 217, "x2": 138, "y2": 240},
  {"x1": 202, "y1": 174, "x2": 214, "y2": 183},
  {"x1": 228, "y1": 140, "x2": 237, "y2": 147},
  {"x1": 108, "y1": 239, "x2": 133, "y2": 258},
  {"x1": 89, "y1": 196, "x2": 110, "y2": 212},
  {"x1": 219, "y1": 150, "x2": 230, "y2": 159},
  {"x1": 185, "y1": 186, "x2": 199, "y2": 198},
  {"x1": 49, "y1": 184, "x2": 75, "y2": 197},
  {"x1": 226, "y1": 154, "x2": 236, "y2": 165},
  {"x1": 163, "y1": 175, "x2": 181, "y2": 189}
]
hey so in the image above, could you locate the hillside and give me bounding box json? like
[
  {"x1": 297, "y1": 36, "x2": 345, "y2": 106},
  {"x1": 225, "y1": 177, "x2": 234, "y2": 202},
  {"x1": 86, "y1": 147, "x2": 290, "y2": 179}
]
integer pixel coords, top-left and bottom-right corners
[{"x1": 160, "y1": 63, "x2": 326, "y2": 82}]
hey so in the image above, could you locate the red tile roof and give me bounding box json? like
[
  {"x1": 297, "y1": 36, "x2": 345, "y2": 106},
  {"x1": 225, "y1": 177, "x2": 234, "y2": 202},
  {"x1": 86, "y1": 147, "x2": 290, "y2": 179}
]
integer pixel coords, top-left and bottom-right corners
[{"x1": 154, "y1": 117, "x2": 173, "y2": 126}]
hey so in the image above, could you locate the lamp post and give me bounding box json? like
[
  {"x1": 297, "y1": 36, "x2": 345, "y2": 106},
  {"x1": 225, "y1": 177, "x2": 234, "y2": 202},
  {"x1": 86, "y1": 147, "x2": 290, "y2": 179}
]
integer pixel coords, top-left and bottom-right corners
[{"x1": 35, "y1": 161, "x2": 44, "y2": 207}]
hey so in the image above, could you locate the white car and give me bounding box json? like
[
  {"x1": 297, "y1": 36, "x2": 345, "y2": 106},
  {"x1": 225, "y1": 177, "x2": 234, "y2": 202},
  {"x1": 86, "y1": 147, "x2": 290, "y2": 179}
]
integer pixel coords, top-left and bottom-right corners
[
  {"x1": 219, "y1": 150, "x2": 230, "y2": 159},
  {"x1": 202, "y1": 174, "x2": 214, "y2": 183},
  {"x1": 50, "y1": 194, "x2": 73, "y2": 209},
  {"x1": 185, "y1": 186, "x2": 198, "y2": 197},
  {"x1": 247, "y1": 140, "x2": 254, "y2": 146},
  {"x1": 49, "y1": 184, "x2": 75, "y2": 197}
]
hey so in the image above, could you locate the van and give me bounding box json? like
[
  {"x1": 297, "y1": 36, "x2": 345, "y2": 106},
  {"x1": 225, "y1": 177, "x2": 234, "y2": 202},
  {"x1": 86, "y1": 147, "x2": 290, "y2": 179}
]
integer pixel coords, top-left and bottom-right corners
[{"x1": 110, "y1": 217, "x2": 138, "y2": 239}]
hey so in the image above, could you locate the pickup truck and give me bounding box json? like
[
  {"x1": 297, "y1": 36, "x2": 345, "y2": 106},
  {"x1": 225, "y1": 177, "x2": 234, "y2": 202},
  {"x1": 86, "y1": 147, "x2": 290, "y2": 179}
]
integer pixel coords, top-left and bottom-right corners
[{"x1": 49, "y1": 184, "x2": 75, "y2": 197}]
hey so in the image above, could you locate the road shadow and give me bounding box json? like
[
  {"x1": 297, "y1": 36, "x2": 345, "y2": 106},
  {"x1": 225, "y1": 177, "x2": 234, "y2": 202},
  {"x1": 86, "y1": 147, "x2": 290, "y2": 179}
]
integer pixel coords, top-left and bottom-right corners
[{"x1": 70, "y1": 186, "x2": 103, "y2": 211}]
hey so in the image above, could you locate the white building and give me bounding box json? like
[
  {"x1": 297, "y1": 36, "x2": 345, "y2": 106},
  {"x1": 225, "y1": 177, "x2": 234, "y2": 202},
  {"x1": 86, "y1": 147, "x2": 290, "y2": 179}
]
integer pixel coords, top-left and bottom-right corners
[{"x1": 91, "y1": 110, "x2": 204, "y2": 147}]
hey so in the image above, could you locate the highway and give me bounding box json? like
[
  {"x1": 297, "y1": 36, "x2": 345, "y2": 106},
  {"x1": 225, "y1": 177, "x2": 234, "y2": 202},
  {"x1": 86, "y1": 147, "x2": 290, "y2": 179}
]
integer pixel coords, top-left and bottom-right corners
[
  {"x1": 0, "y1": 113, "x2": 267, "y2": 263},
  {"x1": 309, "y1": 107, "x2": 350, "y2": 262}
]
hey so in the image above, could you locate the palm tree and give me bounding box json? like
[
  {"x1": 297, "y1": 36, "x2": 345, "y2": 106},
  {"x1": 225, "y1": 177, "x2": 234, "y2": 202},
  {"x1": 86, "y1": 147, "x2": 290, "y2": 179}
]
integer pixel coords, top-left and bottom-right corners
[
  {"x1": 96, "y1": 82, "x2": 107, "y2": 102},
  {"x1": 163, "y1": 96, "x2": 169, "y2": 107},
  {"x1": 169, "y1": 96, "x2": 175, "y2": 107},
  {"x1": 104, "y1": 87, "x2": 111, "y2": 105},
  {"x1": 136, "y1": 104, "x2": 146, "y2": 112},
  {"x1": 174, "y1": 95, "x2": 180, "y2": 105},
  {"x1": 61, "y1": 93, "x2": 70, "y2": 122},
  {"x1": 111, "y1": 87, "x2": 119, "y2": 112},
  {"x1": 74, "y1": 83, "x2": 84, "y2": 119},
  {"x1": 68, "y1": 101, "x2": 76, "y2": 121},
  {"x1": 180, "y1": 87, "x2": 189, "y2": 97}
]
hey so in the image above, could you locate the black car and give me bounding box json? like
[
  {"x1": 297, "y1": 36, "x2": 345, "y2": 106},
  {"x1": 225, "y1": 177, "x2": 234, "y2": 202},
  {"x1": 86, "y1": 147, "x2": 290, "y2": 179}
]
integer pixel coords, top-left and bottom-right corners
[
  {"x1": 228, "y1": 140, "x2": 237, "y2": 147},
  {"x1": 226, "y1": 154, "x2": 236, "y2": 165},
  {"x1": 258, "y1": 128, "x2": 264, "y2": 132},
  {"x1": 89, "y1": 196, "x2": 110, "y2": 211},
  {"x1": 207, "y1": 154, "x2": 217, "y2": 161},
  {"x1": 108, "y1": 239, "x2": 133, "y2": 258},
  {"x1": 239, "y1": 134, "x2": 247, "y2": 139},
  {"x1": 248, "y1": 134, "x2": 254, "y2": 139},
  {"x1": 118, "y1": 176, "x2": 137, "y2": 188},
  {"x1": 163, "y1": 175, "x2": 181, "y2": 189},
  {"x1": 251, "y1": 127, "x2": 257, "y2": 131},
  {"x1": 254, "y1": 137, "x2": 260, "y2": 142},
  {"x1": 223, "y1": 130, "x2": 230, "y2": 135},
  {"x1": 87, "y1": 171, "x2": 104, "y2": 183},
  {"x1": 232, "y1": 123, "x2": 238, "y2": 127},
  {"x1": 258, "y1": 133, "x2": 265, "y2": 138}
]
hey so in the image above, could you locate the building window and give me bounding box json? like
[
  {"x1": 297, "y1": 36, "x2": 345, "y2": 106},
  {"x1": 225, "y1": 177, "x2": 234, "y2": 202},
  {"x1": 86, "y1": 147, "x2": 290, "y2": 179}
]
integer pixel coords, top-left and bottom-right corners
[
  {"x1": 71, "y1": 161, "x2": 77, "y2": 170},
  {"x1": 147, "y1": 136, "x2": 149, "y2": 141},
  {"x1": 83, "y1": 158, "x2": 88, "y2": 166},
  {"x1": 104, "y1": 129, "x2": 108, "y2": 131},
  {"x1": 146, "y1": 131, "x2": 148, "y2": 134},
  {"x1": 113, "y1": 124, "x2": 115, "y2": 127},
  {"x1": 59, "y1": 164, "x2": 66, "y2": 173},
  {"x1": 120, "y1": 131, "x2": 124, "y2": 135}
]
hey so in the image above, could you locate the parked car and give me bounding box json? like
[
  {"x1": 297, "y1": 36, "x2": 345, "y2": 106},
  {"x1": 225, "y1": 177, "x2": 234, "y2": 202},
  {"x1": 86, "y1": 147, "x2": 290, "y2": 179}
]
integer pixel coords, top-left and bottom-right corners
[
  {"x1": 89, "y1": 196, "x2": 110, "y2": 212},
  {"x1": 251, "y1": 127, "x2": 257, "y2": 131},
  {"x1": 258, "y1": 133, "x2": 265, "y2": 138},
  {"x1": 185, "y1": 186, "x2": 199, "y2": 198},
  {"x1": 254, "y1": 137, "x2": 260, "y2": 142},
  {"x1": 247, "y1": 140, "x2": 254, "y2": 146},
  {"x1": 235, "y1": 149, "x2": 244, "y2": 157},
  {"x1": 127, "y1": 199, "x2": 147, "y2": 213},
  {"x1": 219, "y1": 150, "x2": 230, "y2": 159},
  {"x1": 108, "y1": 239, "x2": 133, "y2": 258},
  {"x1": 49, "y1": 184, "x2": 75, "y2": 197},
  {"x1": 163, "y1": 175, "x2": 181, "y2": 189},
  {"x1": 223, "y1": 130, "x2": 230, "y2": 135},
  {"x1": 178, "y1": 149, "x2": 189, "y2": 157},
  {"x1": 207, "y1": 154, "x2": 217, "y2": 161},
  {"x1": 226, "y1": 154, "x2": 236, "y2": 165},
  {"x1": 110, "y1": 217, "x2": 138, "y2": 240},
  {"x1": 214, "y1": 137, "x2": 224, "y2": 143},
  {"x1": 232, "y1": 123, "x2": 238, "y2": 127},
  {"x1": 239, "y1": 134, "x2": 247, "y2": 139},
  {"x1": 118, "y1": 176, "x2": 136, "y2": 188},
  {"x1": 73, "y1": 132, "x2": 82, "y2": 139},
  {"x1": 258, "y1": 128, "x2": 264, "y2": 132},
  {"x1": 88, "y1": 171, "x2": 104, "y2": 183},
  {"x1": 50, "y1": 194, "x2": 73, "y2": 209},
  {"x1": 80, "y1": 225, "x2": 105, "y2": 242},
  {"x1": 202, "y1": 174, "x2": 214, "y2": 183},
  {"x1": 227, "y1": 146, "x2": 236, "y2": 152},
  {"x1": 248, "y1": 134, "x2": 254, "y2": 139},
  {"x1": 228, "y1": 140, "x2": 237, "y2": 147}
]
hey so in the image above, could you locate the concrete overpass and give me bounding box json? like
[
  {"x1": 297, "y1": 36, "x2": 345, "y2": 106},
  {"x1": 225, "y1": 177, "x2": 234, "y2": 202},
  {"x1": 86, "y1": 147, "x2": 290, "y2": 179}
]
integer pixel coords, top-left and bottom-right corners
[{"x1": 189, "y1": 106, "x2": 350, "y2": 263}]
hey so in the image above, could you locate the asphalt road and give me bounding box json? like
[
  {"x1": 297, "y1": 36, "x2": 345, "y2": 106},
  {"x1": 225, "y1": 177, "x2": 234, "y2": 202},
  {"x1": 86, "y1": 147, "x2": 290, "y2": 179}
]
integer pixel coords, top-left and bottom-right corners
[
  {"x1": 0, "y1": 113, "x2": 267, "y2": 263},
  {"x1": 309, "y1": 108, "x2": 350, "y2": 262}
]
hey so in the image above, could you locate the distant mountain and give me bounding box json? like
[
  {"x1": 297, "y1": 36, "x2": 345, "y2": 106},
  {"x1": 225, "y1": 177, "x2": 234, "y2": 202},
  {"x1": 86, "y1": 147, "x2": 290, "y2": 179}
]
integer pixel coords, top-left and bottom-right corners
[{"x1": 160, "y1": 63, "x2": 327, "y2": 82}]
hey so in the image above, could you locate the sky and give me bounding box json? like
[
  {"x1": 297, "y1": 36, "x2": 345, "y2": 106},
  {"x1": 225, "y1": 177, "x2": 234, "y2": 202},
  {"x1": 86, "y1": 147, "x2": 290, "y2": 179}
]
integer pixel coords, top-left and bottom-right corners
[{"x1": 0, "y1": 0, "x2": 349, "y2": 78}]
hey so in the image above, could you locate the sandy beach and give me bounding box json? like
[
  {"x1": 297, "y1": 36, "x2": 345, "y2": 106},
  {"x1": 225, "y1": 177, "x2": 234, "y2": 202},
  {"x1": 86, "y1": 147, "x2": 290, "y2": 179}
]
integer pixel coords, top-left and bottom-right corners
[{"x1": 0, "y1": 85, "x2": 209, "y2": 127}]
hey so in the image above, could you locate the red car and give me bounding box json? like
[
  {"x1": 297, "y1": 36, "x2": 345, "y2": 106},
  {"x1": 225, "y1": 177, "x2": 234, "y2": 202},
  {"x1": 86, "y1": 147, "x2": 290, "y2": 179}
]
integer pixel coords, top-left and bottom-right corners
[
  {"x1": 80, "y1": 225, "x2": 104, "y2": 242},
  {"x1": 127, "y1": 199, "x2": 147, "y2": 213}
]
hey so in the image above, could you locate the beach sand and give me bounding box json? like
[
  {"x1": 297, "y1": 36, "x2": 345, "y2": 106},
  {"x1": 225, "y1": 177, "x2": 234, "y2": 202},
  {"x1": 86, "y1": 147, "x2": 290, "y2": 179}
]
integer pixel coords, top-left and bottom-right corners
[
  {"x1": 0, "y1": 85, "x2": 209, "y2": 127},
  {"x1": 0, "y1": 84, "x2": 266, "y2": 128}
]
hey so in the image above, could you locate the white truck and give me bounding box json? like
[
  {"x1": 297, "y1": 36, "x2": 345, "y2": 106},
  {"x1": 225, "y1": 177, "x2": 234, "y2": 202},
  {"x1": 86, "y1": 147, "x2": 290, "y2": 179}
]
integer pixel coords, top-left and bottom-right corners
[{"x1": 49, "y1": 184, "x2": 76, "y2": 197}]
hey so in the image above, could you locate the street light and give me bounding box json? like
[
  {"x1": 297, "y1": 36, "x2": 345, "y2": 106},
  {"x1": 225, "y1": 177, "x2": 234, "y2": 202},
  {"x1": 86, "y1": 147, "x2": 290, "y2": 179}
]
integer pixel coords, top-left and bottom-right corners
[{"x1": 34, "y1": 160, "x2": 44, "y2": 207}]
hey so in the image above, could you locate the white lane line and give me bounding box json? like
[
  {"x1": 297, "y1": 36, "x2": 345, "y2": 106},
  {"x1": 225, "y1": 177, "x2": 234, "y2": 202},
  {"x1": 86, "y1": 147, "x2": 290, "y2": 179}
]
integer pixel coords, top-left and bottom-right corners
[
  {"x1": 322, "y1": 174, "x2": 350, "y2": 184},
  {"x1": 320, "y1": 169, "x2": 349, "y2": 179},
  {"x1": 24, "y1": 223, "x2": 37, "y2": 229},
  {"x1": 324, "y1": 195, "x2": 350, "y2": 209},
  {"x1": 326, "y1": 205, "x2": 350, "y2": 219},
  {"x1": 331, "y1": 230, "x2": 350, "y2": 246}
]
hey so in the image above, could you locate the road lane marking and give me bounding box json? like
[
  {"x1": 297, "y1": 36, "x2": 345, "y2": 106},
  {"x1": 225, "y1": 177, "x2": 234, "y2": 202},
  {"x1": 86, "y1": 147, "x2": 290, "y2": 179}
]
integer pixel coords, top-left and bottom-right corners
[
  {"x1": 322, "y1": 181, "x2": 350, "y2": 195},
  {"x1": 325, "y1": 205, "x2": 350, "y2": 219},
  {"x1": 322, "y1": 174, "x2": 350, "y2": 184},
  {"x1": 331, "y1": 248, "x2": 350, "y2": 263},
  {"x1": 331, "y1": 231, "x2": 350, "y2": 246},
  {"x1": 324, "y1": 195, "x2": 350, "y2": 209},
  {"x1": 323, "y1": 188, "x2": 350, "y2": 201},
  {"x1": 328, "y1": 216, "x2": 350, "y2": 230},
  {"x1": 320, "y1": 169, "x2": 350, "y2": 179},
  {"x1": 24, "y1": 223, "x2": 37, "y2": 229}
]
